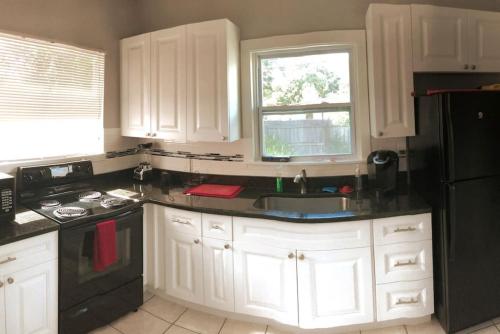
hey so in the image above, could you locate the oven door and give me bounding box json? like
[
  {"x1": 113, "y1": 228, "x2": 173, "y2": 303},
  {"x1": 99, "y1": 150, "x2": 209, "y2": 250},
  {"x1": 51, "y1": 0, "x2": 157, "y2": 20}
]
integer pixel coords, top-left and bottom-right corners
[{"x1": 59, "y1": 207, "x2": 143, "y2": 311}]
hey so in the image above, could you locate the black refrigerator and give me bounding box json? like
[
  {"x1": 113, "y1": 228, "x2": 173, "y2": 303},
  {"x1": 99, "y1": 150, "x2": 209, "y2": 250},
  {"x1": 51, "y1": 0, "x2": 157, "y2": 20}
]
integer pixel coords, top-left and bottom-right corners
[{"x1": 408, "y1": 91, "x2": 500, "y2": 333}]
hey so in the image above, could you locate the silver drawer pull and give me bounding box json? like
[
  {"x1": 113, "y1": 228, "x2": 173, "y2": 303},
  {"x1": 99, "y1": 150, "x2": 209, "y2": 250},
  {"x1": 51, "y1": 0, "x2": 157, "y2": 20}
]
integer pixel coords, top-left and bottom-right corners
[
  {"x1": 0, "y1": 256, "x2": 16, "y2": 265},
  {"x1": 394, "y1": 226, "x2": 417, "y2": 233},
  {"x1": 396, "y1": 297, "x2": 419, "y2": 305},
  {"x1": 211, "y1": 224, "x2": 224, "y2": 231},
  {"x1": 395, "y1": 259, "x2": 416, "y2": 267},
  {"x1": 172, "y1": 218, "x2": 192, "y2": 225}
]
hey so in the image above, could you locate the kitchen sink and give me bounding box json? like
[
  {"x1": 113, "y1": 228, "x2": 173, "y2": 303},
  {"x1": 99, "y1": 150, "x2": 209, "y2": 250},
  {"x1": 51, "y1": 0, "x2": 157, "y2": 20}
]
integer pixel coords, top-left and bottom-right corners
[{"x1": 253, "y1": 194, "x2": 352, "y2": 214}]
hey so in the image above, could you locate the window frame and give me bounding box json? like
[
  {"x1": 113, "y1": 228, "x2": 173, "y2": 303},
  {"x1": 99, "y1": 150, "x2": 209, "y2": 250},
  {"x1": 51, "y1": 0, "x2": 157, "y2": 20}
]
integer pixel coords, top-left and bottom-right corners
[
  {"x1": 241, "y1": 30, "x2": 371, "y2": 165},
  {"x1": 256, "y1": 46, "x2": 357, "y2": 161}
]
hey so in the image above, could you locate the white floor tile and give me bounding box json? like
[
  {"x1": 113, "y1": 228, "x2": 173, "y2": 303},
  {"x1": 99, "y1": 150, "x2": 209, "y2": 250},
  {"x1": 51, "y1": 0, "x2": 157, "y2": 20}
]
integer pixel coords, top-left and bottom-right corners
[
  {"x1": 265, "y1": 326, "x2": 293, "y2": 334},
  {"x1": 175, "y1": 309, "x2": 225, "y2": 334},
  {"x1": 143, "y1": 290, "x2": 154, "y2": 303},
  {"x1": 470, "y1": 327, "x2": 500, "y2": 334},
  {"x1": 111, "y1": 309, "x2": 170, "y2": 334},
  {"x1": 89, "y1": 325, "x2": 122, "y2": 334},
  {"x1": 456, "y1": 321, "x2": 495, "y2": 334},
  {"x1": 165, "y1": 325, "x2": 199, "y2": 334},
  {"x1": 406, "y1": 318, "x2": 445, "y2": 334},
  {"x1": 220, "y1": 319, "x2": 266, "y2": 334},
  {"x1": 140, "y1": 296, "x2": 187, "y2": 323},
  {"x1": 361, "y1": 325, "x2": 406, "y2": 334},
  {"x1": 494, "y1": 318, "x2": 500, "y2": 325}
]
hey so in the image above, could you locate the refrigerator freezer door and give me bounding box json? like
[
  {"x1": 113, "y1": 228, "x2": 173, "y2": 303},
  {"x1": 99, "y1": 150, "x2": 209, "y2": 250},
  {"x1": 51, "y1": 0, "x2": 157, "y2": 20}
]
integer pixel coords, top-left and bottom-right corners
[
  {"x1": 444, "y1": 177, "x2": 500, "y2": 333},
  {"x1": 444, "y1": 92, "x2": 500, "y2": 181}
]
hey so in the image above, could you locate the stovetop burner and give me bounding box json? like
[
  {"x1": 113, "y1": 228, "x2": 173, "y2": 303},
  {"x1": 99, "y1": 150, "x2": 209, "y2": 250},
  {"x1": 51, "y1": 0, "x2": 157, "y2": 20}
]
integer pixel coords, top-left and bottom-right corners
[
  {"x1": 79, "y1": 191, "x2": 102, "y2": 201},
  {"x1": 40, "y1": 199, "x2": 61, "y2": 208},
  {"x1": 101, "y1": 197, "x2": 129, "y2": 209},
  {"x1": 53, "y1": 206, "x2": 88, "y2": 219}
]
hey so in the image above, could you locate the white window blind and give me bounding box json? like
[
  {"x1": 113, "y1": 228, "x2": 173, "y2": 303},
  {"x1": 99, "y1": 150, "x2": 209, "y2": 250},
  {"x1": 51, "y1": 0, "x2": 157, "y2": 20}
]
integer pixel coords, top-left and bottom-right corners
[{"x1": 0, "y1": 32, "x2": 104, "y2": 162}]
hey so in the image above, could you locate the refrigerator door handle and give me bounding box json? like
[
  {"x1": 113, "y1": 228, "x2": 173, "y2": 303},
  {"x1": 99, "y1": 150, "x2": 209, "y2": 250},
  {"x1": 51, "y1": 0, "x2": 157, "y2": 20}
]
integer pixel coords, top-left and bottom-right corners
[
  {"x1": 448, "y1": 184, "x2": 457, "y2": 261},
  {"x1": 445, "y1": 102, "x2": 456, "y2": 181}
]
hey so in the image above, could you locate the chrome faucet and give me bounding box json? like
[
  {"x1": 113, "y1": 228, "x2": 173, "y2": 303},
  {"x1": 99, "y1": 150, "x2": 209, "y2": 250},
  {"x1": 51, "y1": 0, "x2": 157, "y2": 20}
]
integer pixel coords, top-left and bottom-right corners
[{"x1": 293, "y1": 169, "x2": 308, "y2": 194}]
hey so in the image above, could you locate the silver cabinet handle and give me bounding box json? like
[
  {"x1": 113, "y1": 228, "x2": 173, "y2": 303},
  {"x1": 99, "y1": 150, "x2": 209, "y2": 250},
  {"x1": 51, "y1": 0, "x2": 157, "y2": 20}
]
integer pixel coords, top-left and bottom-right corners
[
  {"x1": 224, "y1": 244, "x2": 231, "y2": 250},
  {"x1": 211, "y1": 225, "x2": 224, "y2": 231},
  {"x1": 378, "y1": 131, "x2": 383, "y2": 137},
  {"x1": 396, "y1": 297, "x2": 418, "y2": 305},
  {"x1": 172, "y1": 218, "x2": 192, "y2": 225},
  {"x1": 7, "y1": 277, "x2": 14, "y2": 284},
  {"x1": 394, "y1": 226, "x2": 417, "y2": 233},
  {"x1": 471, "y1": 64, "x2": 477, "y2": 70},
  {"x1": 0, "y1": 281, "x2": 3, "y2": 288},
  {"x1": 146, "y1": 132, "x2": 151, "y2": 137},
  {"x1": 464, "y1": 64, "x2": 469, "y2": 70},
  {"x1": 0, "y1": 256, "x2": 16, "y2": 265},
  {"x1": 298, "y1": 254, "x2": 305, "y2": 261},
  {"x1": 152, "y1": 133, "x2": 157, "y2": 137},
  {"x1": 395, "y1": 259, "x2": 416, "y2": 267},
  {"x1": 221, "y1": 136, "x2": 227, "y2": 141},
  {"x1": 288, "y1": 252, "x2": 295, "y2": 259},
  {"x1": 194, "y1": 239, "x2": 200, "y2": 244}
]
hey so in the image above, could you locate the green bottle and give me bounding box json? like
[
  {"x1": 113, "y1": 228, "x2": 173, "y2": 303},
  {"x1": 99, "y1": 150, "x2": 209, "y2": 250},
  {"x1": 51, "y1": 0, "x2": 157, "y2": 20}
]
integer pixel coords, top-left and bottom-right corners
[{"x1": 276, "y1": 177, "x2": 283, "y2": 193}]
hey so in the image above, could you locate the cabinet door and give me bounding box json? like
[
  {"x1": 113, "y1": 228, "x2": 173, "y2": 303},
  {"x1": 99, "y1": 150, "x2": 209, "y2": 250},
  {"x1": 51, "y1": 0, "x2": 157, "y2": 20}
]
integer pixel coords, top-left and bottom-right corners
[
  {"x1": 366, "y1": 4, "x2": 415, "y2": 138},
  {"x1": 151, "y1": 26, "x2": 187, "y2": 141},
  {"x1": 120, "y1": 33, "x2": 151, "y2": 137},
  {"x1": 203, "y1": 238, "x2": 234, "y2": 312},
  {"x1": 233, "y1": 242, "x2": 298, "y2": 326},
  {"x1": 468, "y1": 10, "x2": 500, "y2": 72},
  {"x1": 0, "y1": 276, "x2": 5, "y2": 334},
  {"x1": 411, "y1": 5, "x2": 469, "y2": 72},
  {"x1": 297, "y1": 248, "x2": 374, "y2": 329},
  {"x1": 5, "y1": 260, "x2": 58, "y2": 334},
  {"x1": 186, "y1": 20, "x2": 230, "y2": 142},
  {"x1": 164, "y1": 231, "x2": 204, "y2": 304}
]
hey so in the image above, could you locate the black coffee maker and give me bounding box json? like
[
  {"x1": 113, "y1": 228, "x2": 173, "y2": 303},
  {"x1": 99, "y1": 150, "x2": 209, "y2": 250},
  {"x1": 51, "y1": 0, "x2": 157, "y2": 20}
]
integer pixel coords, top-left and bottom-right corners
[{"x1": 367, "y1": 150, "x2": 399, "y2": 194}]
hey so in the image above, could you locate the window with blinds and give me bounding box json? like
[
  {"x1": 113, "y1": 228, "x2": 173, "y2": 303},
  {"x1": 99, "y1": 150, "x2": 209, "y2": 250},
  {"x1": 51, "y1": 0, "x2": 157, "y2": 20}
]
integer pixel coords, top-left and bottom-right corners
[{"x1": 0, "y1": 32, "x2": 104, "y2": 162}]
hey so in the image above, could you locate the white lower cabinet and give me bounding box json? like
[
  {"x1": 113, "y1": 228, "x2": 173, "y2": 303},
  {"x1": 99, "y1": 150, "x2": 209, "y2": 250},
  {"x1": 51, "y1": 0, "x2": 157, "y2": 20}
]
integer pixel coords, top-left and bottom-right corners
[
  {"x1": 0, "y1": 274, "x2": 5, "y2": 334},
  {"x1": 297, "y1": 248, "x2": 374, "y2": 329},
  {"x1": 202, "y1": 238, "x2": 234, "y2": 312},
  {"x1": 164, "y1": 230, "x2": 204, "y2": 304},
  {"x1": 146, "y1": 205, "x2": 433, "y2": 330},
  {"x1": 233, "y1": 242, "x2": 298, "y2": 326},
  {"x1": 4, "y1": 260, "x2": 58, "y2": 334}
]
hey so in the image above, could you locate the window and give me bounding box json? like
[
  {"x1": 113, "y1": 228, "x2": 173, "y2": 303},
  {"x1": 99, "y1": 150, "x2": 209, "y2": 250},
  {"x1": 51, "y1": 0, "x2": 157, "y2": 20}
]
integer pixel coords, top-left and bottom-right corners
[
  {"x1": 0, "y1": 32, "x2": 104, "y2": 162},
  {"x1": 242, "y1": 30, "x2": 370, "y2": 163},
  {"x1": 259, "y1": 50, "x2": 354, "y2": 158}
]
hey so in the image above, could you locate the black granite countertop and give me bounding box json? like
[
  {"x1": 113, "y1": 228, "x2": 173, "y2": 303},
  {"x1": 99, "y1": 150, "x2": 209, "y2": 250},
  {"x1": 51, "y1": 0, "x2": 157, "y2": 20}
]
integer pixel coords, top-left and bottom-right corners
[
  {"x1": 94, "y1": 172, "x2": 431, "y2": 223},
  {"x1": 0, "y1": 207, "x2": 59, "y2": 246}
]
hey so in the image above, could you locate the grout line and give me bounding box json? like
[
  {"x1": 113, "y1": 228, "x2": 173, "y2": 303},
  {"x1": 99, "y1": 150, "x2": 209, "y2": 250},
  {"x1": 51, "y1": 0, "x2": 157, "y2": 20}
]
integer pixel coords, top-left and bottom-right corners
[
  {"x1": 217, "y1": 318, "x2": 228, "y2": 334},
  {"x1": 264, "y1": 324, "x2": 269, "y2": 334},
  {"x1": 173, "y1": 308, "x2": 189, "y2": 324},
  {"x1": 138, "y1": 307, "x2": 175, "y2": 325},
  {"x1": 162, "y1": 322, "x2": 173, "y2": 334},
  {"x1": 108, "y1": 324, "x2": 126, "y2": 334},
  {"x1": 404, "y1": 324, "x2": 409, "y2": 334}
]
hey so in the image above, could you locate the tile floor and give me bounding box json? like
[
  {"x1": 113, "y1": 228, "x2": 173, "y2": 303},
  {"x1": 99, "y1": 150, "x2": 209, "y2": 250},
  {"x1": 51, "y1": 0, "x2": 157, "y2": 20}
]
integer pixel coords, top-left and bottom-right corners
[{"x1": 89, "y1": 292, "x2": 500, "y2": 334}]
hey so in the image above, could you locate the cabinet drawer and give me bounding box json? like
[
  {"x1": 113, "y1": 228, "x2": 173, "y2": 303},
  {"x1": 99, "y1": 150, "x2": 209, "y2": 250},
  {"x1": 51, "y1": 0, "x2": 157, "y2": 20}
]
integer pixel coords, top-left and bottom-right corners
[
  {"x1": 375, "y1": 240, "x2": 433, "y2": 284},
  {"x1": 202, "y1": 214, "x2": 232, "y2": 240},
  {"x1": 376, "y1": 278, "x2": 434, "y2": 321},
  {"x1": 373, "y1": 213, "x2": 431, "y2": 245},
  {"x1": 0, "y1": 231, "x2": 58, "y2": 275},
  {"x1": 233, "y1": 217, "x2": 371, "y2": 250},
  {"x1": 156, "y1": 205, "x2": 202, "y2": 236}
]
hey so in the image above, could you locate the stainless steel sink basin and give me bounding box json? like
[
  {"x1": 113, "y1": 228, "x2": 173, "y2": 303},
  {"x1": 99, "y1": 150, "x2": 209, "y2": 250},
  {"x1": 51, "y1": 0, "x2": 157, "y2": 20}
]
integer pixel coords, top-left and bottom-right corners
[{"x1": 253, "y1": 194, "x2": 352, "y2": 214}]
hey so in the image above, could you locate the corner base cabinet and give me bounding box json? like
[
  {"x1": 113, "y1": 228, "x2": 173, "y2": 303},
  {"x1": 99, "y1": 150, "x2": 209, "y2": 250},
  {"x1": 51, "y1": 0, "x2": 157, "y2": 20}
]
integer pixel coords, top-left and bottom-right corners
[
  {"x1": 0, "y1": 232, "x2": 58, "y2": 334},
  {"x1": 144, "y1": 204, "x2": 433, "y2": 331}
]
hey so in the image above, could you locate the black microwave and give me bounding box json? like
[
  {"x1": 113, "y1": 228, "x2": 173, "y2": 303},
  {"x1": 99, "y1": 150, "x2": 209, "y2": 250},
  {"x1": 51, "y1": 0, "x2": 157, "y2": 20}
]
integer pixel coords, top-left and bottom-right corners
[{"x1": 0, "y1": 173, "x2": 15, "y2": 223}]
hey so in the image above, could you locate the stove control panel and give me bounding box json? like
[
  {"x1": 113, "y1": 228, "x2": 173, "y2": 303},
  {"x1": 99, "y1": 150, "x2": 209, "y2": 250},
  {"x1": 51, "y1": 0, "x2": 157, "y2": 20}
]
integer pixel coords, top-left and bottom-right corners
[{"x1": 17, "y1": 160, "x2": 94, "y2": 191}]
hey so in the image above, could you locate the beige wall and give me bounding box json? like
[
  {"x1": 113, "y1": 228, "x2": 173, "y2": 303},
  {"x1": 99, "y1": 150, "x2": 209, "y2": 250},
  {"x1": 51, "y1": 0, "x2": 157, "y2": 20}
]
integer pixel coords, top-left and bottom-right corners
[
  {"x1": 0, "y1": 0, "x2": 143, "y2": 128},
  {"x1": 139, "y1": 0, "x2": 500, "y2": 40}
]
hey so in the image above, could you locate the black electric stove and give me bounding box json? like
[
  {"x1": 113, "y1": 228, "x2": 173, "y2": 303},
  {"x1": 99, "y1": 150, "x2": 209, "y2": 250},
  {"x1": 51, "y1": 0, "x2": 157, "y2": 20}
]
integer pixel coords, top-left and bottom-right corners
[{"x1": 18, "y1": 161, "x2": 143, "y2": 334}]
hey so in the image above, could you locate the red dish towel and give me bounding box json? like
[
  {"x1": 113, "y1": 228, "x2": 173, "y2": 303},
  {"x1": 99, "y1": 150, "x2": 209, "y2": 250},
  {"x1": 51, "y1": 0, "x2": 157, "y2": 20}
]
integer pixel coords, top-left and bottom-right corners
[
  {"x1": 184, "y1": 184, "x2": 243, "y2": 199},
  {"x1": 93, "y1": 220, "x2": 117, "y2": 272}
]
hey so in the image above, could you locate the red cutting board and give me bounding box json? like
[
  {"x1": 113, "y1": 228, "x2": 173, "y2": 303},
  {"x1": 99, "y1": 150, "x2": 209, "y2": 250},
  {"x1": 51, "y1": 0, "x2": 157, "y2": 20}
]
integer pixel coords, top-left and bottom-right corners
[{"x1": 183, "y1": 184, "x2": 243, "y2": 199}]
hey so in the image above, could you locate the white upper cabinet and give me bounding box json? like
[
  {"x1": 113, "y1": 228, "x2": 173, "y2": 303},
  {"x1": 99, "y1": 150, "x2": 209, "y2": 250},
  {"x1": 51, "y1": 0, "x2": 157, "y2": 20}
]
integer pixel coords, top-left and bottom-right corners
[
  {"x1": 186, "y1": 19, "x2": 240, "y2": 142},
  {"x1": 468, "y1": 10, "x2": 500, "y2": 72},
  {"x1": 411, "y1": 5, "x2": 500, "y2": 72},
  {"x1": 297, "y1": 248, "x2": 374, "y2": 329},
  {"x1": 151, "y1": 26, "x2": 187, "y2": 141},
  {"x1": 366, "y1": 4, "x2": 415, "y2": 138},
  {"x1": 411, "y1": 5, "x2": 469, "y2": 72},
  {"x1": 121, "y1": 33, "x2": 151, "y2": 137},
  {"x1": 120, "y1": 19, "x2": 240, "y2": 142}
]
